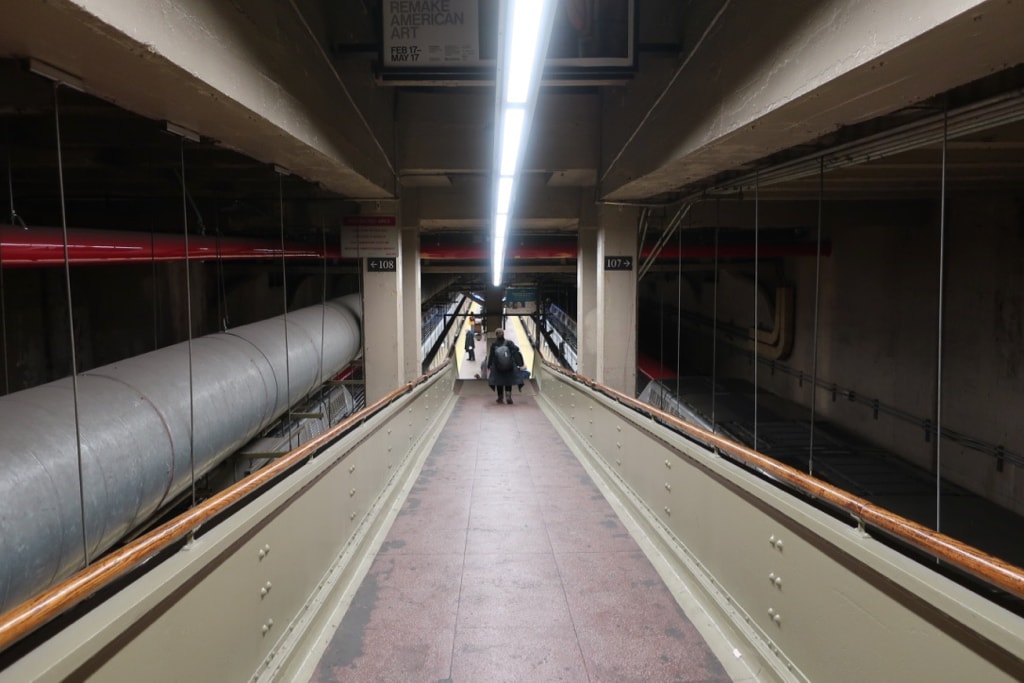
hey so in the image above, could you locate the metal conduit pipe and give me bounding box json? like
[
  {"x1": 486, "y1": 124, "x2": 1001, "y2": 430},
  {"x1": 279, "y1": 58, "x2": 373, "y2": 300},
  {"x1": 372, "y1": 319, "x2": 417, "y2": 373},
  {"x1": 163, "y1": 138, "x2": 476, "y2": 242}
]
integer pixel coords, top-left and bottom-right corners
[{"x1": 0, "y1": 295, "x2": 362, "y2": 614}]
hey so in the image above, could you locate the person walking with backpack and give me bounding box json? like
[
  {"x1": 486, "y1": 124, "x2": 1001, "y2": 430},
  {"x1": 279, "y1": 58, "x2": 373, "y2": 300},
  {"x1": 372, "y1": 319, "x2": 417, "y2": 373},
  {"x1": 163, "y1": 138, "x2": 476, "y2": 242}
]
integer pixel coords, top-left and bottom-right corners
[{"x1": 487, "y1": 328, "x2": 523, "y2": 404}]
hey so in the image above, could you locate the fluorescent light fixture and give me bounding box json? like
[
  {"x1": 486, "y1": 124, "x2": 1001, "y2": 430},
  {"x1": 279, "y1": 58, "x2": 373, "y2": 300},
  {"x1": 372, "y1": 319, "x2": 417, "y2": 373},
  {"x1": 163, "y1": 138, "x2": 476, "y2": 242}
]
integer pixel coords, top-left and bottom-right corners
[
  {"x1": 505, "y1": 0, "x2": 545, "y2": 104},
  {"x1": 500, "y1": 108, "x2": 525, "y2": 176},
  {"x1": 490, "y1": 0, "x2": 556, "y2": 287},
  {"x1": 497, "y1": 176, "x2": 514, "y2": 215},
  {"x1": 492, "y1": 235, "x2": 508, "y2": 285},
  {"x1": 492, "y1": 214, "x2": 509, "y2": 285},
  {"x1": 27, "y1": 59, "x2": 85, "y2": 92}
]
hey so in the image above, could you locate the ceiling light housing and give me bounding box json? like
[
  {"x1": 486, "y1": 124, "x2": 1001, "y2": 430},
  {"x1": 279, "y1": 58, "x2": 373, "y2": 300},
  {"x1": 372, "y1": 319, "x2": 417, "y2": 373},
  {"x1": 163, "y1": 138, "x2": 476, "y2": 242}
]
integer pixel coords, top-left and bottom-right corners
[
  {"x1": 27, "y1": 59, "x2": 85, "y2": 92},
  {"x1": 490, "y1": 0, "x2": 557, "y2": 287}
]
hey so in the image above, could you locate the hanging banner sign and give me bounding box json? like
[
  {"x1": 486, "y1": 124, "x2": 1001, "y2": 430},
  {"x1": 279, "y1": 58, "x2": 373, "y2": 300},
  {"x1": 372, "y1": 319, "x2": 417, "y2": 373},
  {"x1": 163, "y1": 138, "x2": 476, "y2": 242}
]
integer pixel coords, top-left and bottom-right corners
[
  {"x1": 340, "y1": 225, "x2": 399, "y2": 258},
  {"x1": 380, "y1": 0, "x2": 635, "y2": 73},
  {"x1": 382, "y1": 0, "x2": 480, "y2": 67}
]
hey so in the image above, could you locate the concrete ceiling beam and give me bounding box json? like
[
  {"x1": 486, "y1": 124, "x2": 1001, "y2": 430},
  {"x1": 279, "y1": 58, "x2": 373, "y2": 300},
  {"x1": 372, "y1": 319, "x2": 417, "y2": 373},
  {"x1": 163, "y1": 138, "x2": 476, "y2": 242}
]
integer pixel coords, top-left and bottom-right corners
[
  {"x1": 397, "y1": 90, "x2": 600, "y2": 182},
  {"x1": 600, "y1": 0, "x2": 1024, "y2": 201},
  {"x1": 0, "y1": 0, "x2": 395, "y2": 199},
  {"x1": 404, "y1": 183, "x2": 591, "y2": 230},
  {"x1": 398, "y1": 91, "x2": 493, "y2": 177}
]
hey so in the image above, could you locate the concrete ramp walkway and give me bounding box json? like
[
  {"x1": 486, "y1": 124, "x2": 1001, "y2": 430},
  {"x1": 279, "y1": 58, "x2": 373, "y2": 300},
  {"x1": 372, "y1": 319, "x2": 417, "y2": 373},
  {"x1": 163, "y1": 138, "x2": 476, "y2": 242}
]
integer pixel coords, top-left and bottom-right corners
[{"x1": 308, "y1": 378, "x2": 740, "y2": 682}]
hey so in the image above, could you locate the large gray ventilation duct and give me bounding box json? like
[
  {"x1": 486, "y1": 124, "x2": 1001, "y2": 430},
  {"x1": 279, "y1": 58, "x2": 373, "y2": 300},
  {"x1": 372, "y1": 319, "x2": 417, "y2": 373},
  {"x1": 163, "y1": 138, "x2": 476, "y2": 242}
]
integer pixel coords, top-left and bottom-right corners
[{"x1": 0, "y1": 295, "x2": 362, "y2": 614}]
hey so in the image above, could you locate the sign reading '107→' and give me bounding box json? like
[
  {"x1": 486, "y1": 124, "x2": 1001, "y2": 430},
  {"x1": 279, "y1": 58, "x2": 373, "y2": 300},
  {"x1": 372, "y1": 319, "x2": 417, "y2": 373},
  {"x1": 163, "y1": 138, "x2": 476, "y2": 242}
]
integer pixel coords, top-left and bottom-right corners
[
  {"x1": 367, "y1": 257, "x2": 397, "y2": 272},
  {"x1": 604, "y1": 256, "x2": 633, "y2": 271}
]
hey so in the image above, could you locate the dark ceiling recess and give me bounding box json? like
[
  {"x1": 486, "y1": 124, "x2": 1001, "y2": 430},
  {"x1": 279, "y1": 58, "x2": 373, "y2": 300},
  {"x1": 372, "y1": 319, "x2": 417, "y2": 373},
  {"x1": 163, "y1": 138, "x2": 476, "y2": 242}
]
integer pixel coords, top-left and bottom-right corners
[
  {"x1": 680, "y1": 64, "x2": 1024, "y2": 203},
  {"x1": 0, "y1": 59, "x2": 344, "y2": 248}
]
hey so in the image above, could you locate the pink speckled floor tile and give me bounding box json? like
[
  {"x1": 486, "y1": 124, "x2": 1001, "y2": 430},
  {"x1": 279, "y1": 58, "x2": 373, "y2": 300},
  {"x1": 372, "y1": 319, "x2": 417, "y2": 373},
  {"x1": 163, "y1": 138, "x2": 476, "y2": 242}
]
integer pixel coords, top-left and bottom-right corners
[
  {"x1": 458, "y1": 552, "x2": 574, "y2": 633},
  {"x1": 451, "y1": 628, "x2": 589, "y2": 683},
  {"x1": 393, "y1": 493, "x2": 472, "y2": 528},
  {"x1": 556, "y1": 550, "x2": 694, "y2": 638},
  {"x1": 545, "y1": 512, "x2": 639, "y2": 553},
  {"x1": 355, "y1": 553, "x2": 464, "y2": 631},
  {"x1": 376, "y1": 526, "x2": 467, "y2": 555},
  {"x1": 468, "y1": 500, "x2": 546, "y2": 529},
  {"x1": 309, "y1": 382, "x2": 731, "y2": 682},
  {"x1": 466, "y1": 525, "x2": 553, "y2": 555},
  {"x1": 536, "y1": 485, "x2": 611, "y2": 515},
  {"x1": 415, "y1": 461, "x2": 478, "y2": 482},
  {"x1": 310, "y1": 624, "x2": 455, "y2": 683},
  {"x1": 470, "y1": 488, "x2": 538, "y2": 505},
  {"x1": 577, "y1": 629, "x2": 732, "y2": 683},
  {"x1": 471, "y1": 474, "x2": 539, "y2": 495},
  {"x1": 476, "y1": 450, "x2": 533, "y2": 466}
]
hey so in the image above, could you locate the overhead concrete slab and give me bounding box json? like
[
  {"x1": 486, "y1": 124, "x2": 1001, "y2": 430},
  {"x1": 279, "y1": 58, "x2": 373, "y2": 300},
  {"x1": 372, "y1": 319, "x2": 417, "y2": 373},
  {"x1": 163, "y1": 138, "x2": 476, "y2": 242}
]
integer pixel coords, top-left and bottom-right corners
[
  {"x1": 601, "y1": 0, "x2": 1024, "y2": 200},
  {"x1": 0, "y1": 0, "x2": 395, "y2": 198}
]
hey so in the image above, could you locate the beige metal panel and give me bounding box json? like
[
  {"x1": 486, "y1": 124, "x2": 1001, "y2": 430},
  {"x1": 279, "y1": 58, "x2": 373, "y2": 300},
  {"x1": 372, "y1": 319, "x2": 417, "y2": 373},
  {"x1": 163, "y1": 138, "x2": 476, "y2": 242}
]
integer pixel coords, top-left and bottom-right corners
[
  {"x1": 269, "y1": 372, "x2": 458, "y2": 682},
  {"x1": 538, "y1": 365, "x2": 1024, "y2": 682},
  {"x1": 1, "y1": 367, "x2": 456, "y2": 683}
]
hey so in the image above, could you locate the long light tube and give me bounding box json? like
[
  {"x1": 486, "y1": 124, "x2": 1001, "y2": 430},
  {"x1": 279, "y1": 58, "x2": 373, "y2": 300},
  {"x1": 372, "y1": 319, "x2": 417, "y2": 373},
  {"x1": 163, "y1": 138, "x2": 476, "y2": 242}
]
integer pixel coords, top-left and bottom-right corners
[
  {"x1": 494, "y1": 213, "x2": 509, "y2": 241},
  {"x1": 492, "y1": 213, "x2": 509, "y2": 275},
  {"x1": 505, "y1": 2, "x2": 546, "y2": 104},
  {"x1": 490, "y1": 0, "x2": 556, "y2": 287},
  {"x1": 497, "y1": 176, "x2": 514, "y2": 215},
  {"x1": 500, "y1": 108, "x2": 525, "y2": 176}
]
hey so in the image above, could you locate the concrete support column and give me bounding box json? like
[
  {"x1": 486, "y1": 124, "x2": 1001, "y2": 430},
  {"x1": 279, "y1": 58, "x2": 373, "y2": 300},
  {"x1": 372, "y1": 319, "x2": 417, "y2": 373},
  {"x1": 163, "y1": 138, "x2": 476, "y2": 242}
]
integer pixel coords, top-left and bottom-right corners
[
  {"x1": 577, "y1": 226, "x2": 599, "y2": 376},
  {"x1": 358, "y1": 202, "x2": 404, "y2": 404},
  {"x1": 401, "y1": 226, "x2": 421, "y2": 381},
  {"x1": 484, "y1": 285, "x2": 504, "y2": 338},
  {"x1": 596, "y1": 206, "x2": 638, "y2": 395}
]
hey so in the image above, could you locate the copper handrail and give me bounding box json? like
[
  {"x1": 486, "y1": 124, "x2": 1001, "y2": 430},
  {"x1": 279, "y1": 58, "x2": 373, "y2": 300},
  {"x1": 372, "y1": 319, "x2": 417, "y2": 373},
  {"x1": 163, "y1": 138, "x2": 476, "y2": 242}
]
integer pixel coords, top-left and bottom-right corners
[
  {"x1": 541, "y1": 359, "x2": 1024, "y2": 601},
  {"x1": 0, "y1": 361, "x2": 449, "y2": 653}
]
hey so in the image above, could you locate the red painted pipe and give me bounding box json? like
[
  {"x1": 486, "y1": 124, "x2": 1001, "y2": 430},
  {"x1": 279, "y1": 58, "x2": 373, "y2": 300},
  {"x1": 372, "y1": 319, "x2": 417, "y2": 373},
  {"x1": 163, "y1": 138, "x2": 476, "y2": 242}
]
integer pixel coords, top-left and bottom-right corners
[
  {"x1": 0, "y1": 225, "x2": 338, "y2": 267},
  {"x1": 637, "y1": 353, "x2": 677, "y2": 381},
  {"x1": 1, "y1": 226, "x2": 831, "y2": 266},
  {"x1": 419, "y1": 240, "x2": 831, "y2": 260}
]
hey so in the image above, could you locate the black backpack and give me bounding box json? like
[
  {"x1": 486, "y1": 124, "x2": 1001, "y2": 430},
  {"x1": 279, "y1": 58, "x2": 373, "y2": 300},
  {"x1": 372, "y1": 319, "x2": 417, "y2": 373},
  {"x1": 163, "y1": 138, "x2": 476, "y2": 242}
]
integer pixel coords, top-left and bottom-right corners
[{"x1": 493, "y1": 343, "x2": 514, "y2": 371}]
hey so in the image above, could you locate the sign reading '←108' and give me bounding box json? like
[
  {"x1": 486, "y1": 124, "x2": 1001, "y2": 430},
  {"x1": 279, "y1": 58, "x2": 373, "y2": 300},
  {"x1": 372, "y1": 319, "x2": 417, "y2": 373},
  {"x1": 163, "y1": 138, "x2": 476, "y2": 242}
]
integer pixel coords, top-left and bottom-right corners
[{"x1": 367, "y1": 257, "x2": 398, "y2": 272}]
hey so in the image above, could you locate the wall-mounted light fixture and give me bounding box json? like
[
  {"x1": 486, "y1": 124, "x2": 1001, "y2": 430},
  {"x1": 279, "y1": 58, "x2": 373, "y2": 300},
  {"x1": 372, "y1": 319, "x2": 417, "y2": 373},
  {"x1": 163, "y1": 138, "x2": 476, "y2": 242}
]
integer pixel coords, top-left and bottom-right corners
[
  {"x1": 165, "y1": 121, "x2": 200, "y2": 143},
  {"x1": 27, "y1": 58, "x2": 85, "y2": 92},
  {"x1": 490, "y1": 0, "x2": 556, "y2": 287}
]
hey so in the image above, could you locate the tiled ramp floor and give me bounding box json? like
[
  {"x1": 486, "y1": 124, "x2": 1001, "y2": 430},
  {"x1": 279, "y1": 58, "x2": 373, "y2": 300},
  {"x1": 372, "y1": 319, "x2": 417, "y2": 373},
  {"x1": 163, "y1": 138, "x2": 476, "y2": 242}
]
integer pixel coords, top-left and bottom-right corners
[{"x1": 310, "y1": 380, "x2": 736, "y2": 682}]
